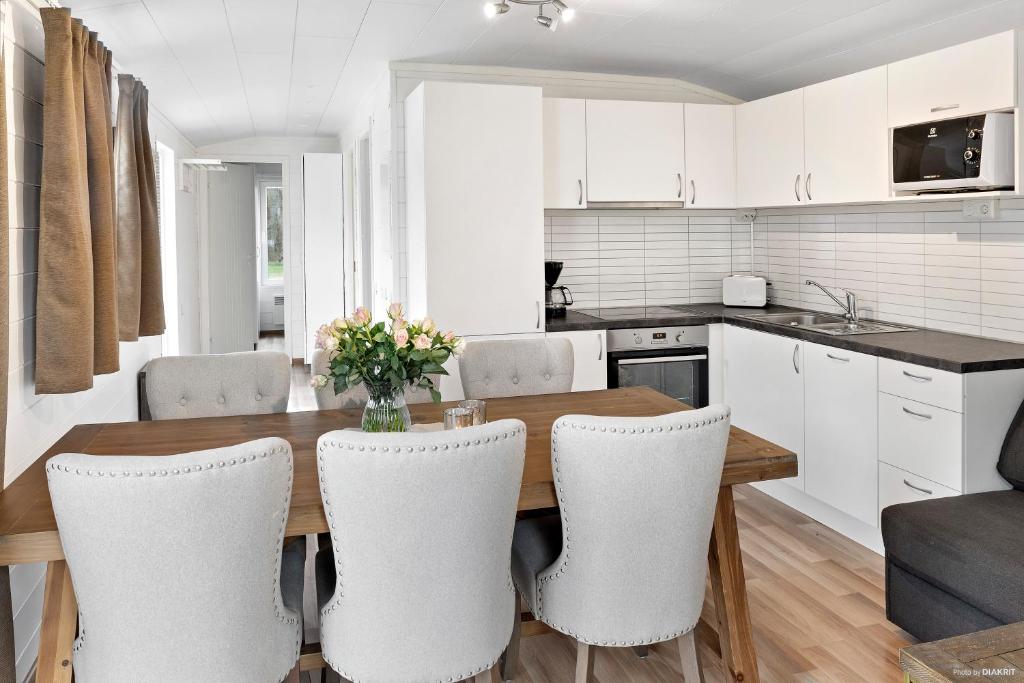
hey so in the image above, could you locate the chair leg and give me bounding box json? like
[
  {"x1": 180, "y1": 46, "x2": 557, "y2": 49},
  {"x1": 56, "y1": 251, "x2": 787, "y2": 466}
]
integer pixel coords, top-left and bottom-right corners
[
  {"x1": 474, "y1": 664, "x2": 502, "y2": 682},
  {"x1": 500, "y1": 591, "x2": 523, "y2": 681},
  {"x1": 575, "y1": 641, "x2": 595, "y2": 683},
  {"x1": 285, "y1": 662, "x2": 300, "y2": 683},
  {"x1": 632, "y1": 645, "x2": 649, "y2": 659},
  {"x1": 677, "y1": 630, "x2": 704, "y2": 683}
]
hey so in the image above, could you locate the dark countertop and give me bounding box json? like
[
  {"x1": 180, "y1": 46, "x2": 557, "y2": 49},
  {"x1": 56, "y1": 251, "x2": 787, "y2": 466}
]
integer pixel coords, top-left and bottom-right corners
[{"x1": 545, "y1": 303, "x2": 1024, "y2": 374}]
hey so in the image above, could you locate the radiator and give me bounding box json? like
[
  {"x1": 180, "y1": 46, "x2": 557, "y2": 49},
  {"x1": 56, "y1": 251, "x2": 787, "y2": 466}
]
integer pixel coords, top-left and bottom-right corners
[{"x1": 273, "y1": 294, "x2": 285, "y2": 325}]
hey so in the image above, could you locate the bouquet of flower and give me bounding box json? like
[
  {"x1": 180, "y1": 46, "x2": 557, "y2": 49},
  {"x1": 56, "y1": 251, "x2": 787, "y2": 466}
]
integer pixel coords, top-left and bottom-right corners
[{"x1": 311, "y1": 303, "x2": 463, "y2": 409}]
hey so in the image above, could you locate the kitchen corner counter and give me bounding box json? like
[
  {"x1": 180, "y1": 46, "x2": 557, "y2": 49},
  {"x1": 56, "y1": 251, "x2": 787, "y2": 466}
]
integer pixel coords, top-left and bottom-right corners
[{"x1": 546, "y1": 303, "x2": 1024, "y2": 374}]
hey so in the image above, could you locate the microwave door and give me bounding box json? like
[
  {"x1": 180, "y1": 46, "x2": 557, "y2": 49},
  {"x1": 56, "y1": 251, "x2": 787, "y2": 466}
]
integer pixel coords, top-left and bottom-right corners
[{"x1": 893, "y1": 118, "x2": 977, "y2": 184}]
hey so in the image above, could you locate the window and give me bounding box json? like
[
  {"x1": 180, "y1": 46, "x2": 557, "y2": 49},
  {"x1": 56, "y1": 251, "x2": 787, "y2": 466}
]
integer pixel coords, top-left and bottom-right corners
[{"x1": 261, "y1": 185, "x2": 284, "y2": 283}]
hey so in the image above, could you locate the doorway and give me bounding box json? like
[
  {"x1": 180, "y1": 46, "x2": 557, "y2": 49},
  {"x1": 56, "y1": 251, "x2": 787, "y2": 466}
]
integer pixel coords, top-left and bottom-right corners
[{"x1": 202, "y1": 161, "x2": 287, "y2": 354}]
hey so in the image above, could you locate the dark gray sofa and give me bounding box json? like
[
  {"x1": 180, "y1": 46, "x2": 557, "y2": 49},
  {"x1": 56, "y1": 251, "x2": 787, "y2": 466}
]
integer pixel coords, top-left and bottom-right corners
[{"x1": 881, "y1": 399, "x2": 1024, "y2": 642}]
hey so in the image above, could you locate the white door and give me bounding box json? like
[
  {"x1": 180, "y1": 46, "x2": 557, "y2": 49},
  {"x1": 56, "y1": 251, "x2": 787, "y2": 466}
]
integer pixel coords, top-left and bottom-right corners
[
  {"x1": 207, "y1": 163, "x2": 258, "y2": 354},
  {"x1": 736, "y1": 89, "x2": 804, "y2": 207},
  {"x1": 723, "y1": 325, "x2": 804, "y2": 490},
  {"x1": 543, "y1": 98, "x2": 587, "y2": 209},
  {"x1": 804, "y1": 67, "x2": 888, "y2": 205},
  {"x1": 684, "y1": 104, "x2": 735, "y2": 208},
  {"x1": 887, "y1": 31, "x2": 1015, "y2": 127},
  {"x1": 803, "y1": 341, "x2": 878, "y2": 526},
  {"x1": 585, "y1": 100, "x2": 685, "y2": 203},
  {"x1": 405, "y1": 81, "x2": 544, "y2": 337},
  {"x1": 303, "y1": 152, "x2": 346, "y2": 362},
  {"x1": 547, "y1": 330, "x2": 607, "y2": 392}
]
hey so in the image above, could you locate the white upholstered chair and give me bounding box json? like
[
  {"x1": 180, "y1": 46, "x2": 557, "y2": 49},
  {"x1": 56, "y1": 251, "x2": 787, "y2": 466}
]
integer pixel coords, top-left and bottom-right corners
[
  {"x1": 311, "y1": 348, "x2": 435, "y2": 410},
  {"x1": 142, "y1": 350, "x2": 291, "y2": 420},
  {"x1": 315, "y1": 421, "x2": 527, "y2": 682},
  {"x1": 508, "y1": 406, "x2": 731, "y2": 682},
  {"x1": 45, "y1": 437, "x2": 303, "y2": 683},
  {"x1": 458, "y1": 338, "x2": 573, "y2": 399}
]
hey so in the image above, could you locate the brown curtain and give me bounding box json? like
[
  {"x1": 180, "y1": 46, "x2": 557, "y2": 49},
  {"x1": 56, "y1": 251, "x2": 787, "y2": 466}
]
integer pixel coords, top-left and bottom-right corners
[
  {"x1": 36, "y1": 8, "x2": 94, "y2": 394},
  {"x1": 115, "y1": 76, "x2": 164, "y2": 340},
  {"x1": 0, "y1": 40, "x2": 16, "y2": 683}
]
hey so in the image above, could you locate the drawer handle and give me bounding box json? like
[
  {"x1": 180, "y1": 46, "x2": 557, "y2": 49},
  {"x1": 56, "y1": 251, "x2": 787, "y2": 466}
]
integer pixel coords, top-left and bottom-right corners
[
  {"x1": 903, "y1": 479, "x2": 933, "y2": 496},
  {"x1": 902, "y1": 406, "x2": 932, "y2": 420},
  {"x1": 930, "y1": 104, "x2": 959, "y2": 113},
  {"x1": 902, "y1": 370, "x2": 932, "y2": 382},
  {"x1": 826, "y1": 353, "x2": 850, "y2": 362}
]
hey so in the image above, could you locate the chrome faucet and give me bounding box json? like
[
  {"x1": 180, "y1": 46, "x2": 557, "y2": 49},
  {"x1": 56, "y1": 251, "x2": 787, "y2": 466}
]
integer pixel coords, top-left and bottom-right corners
[{"x1": 804, "y1": 280, "x2": 859, "y2": 323}]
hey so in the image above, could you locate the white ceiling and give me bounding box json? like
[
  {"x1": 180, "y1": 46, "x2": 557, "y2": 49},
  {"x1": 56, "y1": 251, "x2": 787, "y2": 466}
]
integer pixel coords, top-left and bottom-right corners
[{"x1": 72, "y1": 0, "x2": 1024, "y2": 147}]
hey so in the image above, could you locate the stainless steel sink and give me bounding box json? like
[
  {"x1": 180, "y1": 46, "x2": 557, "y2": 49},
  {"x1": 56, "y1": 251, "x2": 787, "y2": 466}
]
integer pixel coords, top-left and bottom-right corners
[{"x1": 741, "y1": 311, "x2": 914, "y2": 335}]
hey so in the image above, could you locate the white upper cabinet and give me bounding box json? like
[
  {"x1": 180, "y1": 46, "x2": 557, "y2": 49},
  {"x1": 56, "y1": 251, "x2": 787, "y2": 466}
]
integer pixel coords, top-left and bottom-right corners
[
  {"x1": 803, "y1": 67, "x2": 888, "y2": 205},
  {"x1": 736, "y1": 89, "x2": 804, "y2": 207},
  {"x1": 888, "y1": 31, "x2": 1016, "y2": 127},
  {"x1": 683, "y1": 104, "x2": 736, "y2": 208},
  {"x1": 405, "y1": 81, "x2": 545, "y2": 337},
  {"x1": 585, "y1": 100, "x2": 685, "y2": 203},
  {"x1": 543, "y1": 98, "x2": 588, "y2": 209}
]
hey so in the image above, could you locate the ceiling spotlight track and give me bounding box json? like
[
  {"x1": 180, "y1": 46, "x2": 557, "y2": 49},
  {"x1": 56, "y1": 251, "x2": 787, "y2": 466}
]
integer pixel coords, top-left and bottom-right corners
[{"x1": 483, "y1": 0, "x2": 576, "y2": 29}]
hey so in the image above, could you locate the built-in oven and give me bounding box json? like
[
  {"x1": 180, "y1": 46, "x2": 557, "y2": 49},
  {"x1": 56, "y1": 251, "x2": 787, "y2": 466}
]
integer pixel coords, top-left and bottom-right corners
[{"x1": 606, "y1": 326, "x2": 709, "y2": 408}]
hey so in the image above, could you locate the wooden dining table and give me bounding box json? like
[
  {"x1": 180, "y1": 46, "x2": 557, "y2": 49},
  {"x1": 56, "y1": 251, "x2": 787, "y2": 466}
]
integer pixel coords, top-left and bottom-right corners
[{"x1": 0, "y1": 386, "x2": 795, "y2": 683}]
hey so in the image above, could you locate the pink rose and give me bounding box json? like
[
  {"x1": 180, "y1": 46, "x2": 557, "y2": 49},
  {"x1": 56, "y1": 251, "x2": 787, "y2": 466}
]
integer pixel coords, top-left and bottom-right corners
[
  {"x1": 394, "y1": 328, "x2": 409, "y2": 346},
  {"x1": 413, "y1": 334, "x2": 431, "y2": 350},
  {"x1": 388, "y1": 302, "x2": 404, "y2": 319},
  {"x1": 314, "y1": 324, "x2": 331, "y2": 350},
  {"x1": 353, "y1": 307, "x2": 371, "y2": 325},
  {"x1": 421, "y1": 317, "x2": 436, "y2": 335},
  {"x1": 332, "y1": 317, "x2": 347, "y2": 330},
  {"x1": 443, "y1": 330, "x2": 456, "y2": 343},
  {"x1": 393, "y1": 317, "x2": 407, "y2": 330}
]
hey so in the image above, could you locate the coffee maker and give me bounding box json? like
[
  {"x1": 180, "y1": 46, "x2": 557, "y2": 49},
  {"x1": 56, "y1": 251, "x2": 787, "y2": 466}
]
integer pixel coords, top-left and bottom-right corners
[{"x1": 545, "y1": 260, "x2": 574, "y2": 316}]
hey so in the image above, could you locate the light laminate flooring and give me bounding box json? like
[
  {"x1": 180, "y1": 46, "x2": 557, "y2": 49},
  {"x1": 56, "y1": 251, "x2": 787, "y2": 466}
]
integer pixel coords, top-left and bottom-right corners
[{"x1": 285, "y1": 348, "x2": 913, "y2": 682}]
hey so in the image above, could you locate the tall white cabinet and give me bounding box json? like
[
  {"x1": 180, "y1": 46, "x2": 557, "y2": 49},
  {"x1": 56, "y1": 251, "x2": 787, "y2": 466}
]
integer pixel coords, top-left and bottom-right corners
[
  {"x1": 585, "y1": 100, "x2": 685, "y2": 203},
  {"x1": 543, "y1": 98, "x2": 588, "y2": 209},
  {"x1": 405, "y1": 81, "x2": 545, "y2": 337}
]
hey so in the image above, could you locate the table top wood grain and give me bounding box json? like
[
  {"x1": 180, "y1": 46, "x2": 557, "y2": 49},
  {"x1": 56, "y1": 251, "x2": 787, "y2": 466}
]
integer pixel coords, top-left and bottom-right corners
[
  {"x1": 0, "y1": 387, "x2": 796, "y2": 563},
  {"x1": 901, "y1": 622, "x2": 1024, "y2": 682}
]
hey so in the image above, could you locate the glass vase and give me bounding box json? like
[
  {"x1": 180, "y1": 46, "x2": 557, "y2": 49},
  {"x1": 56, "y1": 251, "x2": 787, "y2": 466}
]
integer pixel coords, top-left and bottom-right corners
[{"x1": 361, "y1": 384, "x2": 412, "y2": 433}]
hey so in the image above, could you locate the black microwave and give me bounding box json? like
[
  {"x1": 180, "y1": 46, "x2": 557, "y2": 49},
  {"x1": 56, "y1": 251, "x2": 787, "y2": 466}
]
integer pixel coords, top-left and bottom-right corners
[{"x1": 892, "y1": 112, "x2": 1014, "y2": 193}]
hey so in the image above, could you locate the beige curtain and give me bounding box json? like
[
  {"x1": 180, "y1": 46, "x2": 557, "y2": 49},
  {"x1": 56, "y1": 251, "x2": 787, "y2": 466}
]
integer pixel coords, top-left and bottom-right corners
[
  {"x1": 116, "y1": 76, "x2": 164, "y2": 340},
  {"x1": 0, "y1": 37, "x2": 16, "y2": 683},
  {"x1": 36, "y1": 9, "x2": 123, "y2": 393}
]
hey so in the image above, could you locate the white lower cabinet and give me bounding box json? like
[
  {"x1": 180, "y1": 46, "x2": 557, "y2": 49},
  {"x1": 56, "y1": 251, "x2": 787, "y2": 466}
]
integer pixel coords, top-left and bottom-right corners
[
  {"x1": 878, "y1": 463, "x2": 958, "y2": 520},
  {"x1": 722, "y1": 325, "x2": 804, "y2": 490},
  {"x1": 878, "y1": 392, "x2": 962, "y2": 492},
  {"x1": 546, "y1": 330, "x2": 608, "y2": 392},
  {"x1": 803, "y1": 342, "x2": 878, "y2": 527}
]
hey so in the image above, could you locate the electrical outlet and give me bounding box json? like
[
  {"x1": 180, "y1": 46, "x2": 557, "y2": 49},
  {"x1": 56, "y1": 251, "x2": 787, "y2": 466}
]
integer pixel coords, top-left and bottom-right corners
[
  {"x1": 735, "y1": 209, "x2": 757, "y2": 223},
  {"x1": 962, "y1": 198, "x2": 999, "y2": 220}
]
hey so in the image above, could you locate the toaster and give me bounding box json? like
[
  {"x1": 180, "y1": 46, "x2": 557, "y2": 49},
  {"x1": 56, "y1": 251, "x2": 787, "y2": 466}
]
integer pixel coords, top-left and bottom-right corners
[{"x1": 722, "y1": 275, "x2": 767, "y2": 307}]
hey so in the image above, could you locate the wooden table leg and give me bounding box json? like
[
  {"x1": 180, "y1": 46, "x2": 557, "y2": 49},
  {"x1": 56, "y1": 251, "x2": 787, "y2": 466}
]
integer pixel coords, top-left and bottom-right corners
[
  {"x1": 37, "y1": 560, "x2": 77, "y2": 683},
  {"x1": 707, "y1": 486, "x2": 759, "y2": 683}
]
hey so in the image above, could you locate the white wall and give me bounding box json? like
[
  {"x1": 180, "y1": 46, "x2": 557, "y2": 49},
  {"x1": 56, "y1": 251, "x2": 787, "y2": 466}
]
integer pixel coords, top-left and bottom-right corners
[
  {"x1": 196, "y1": 136, "x2": 340, "y2": 359},
  {"x1": 2, "y1": 1, "x2": 194, "y2": 678}
]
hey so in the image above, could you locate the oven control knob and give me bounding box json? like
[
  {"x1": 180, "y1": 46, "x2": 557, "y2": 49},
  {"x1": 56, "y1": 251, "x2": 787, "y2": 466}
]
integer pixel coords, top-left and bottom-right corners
[
  {"x1": 964, "y1": 147, "x2": 980, "y2": 165},
  {"x1": 633, "y1": 334, "x2": 642, "y2": 345},
  {"x1": 675, "y1": 333, "x2": 684, "y2": 343},
  {"x1": 968, "y1": 128, "x2": 982, "y2": 140}
]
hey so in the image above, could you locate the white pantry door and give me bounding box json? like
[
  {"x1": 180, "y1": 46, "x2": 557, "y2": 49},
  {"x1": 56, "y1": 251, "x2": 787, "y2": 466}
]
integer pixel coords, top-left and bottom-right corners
[{"x1": 207, "y1": 163, "x2": 258, "y2": 354}]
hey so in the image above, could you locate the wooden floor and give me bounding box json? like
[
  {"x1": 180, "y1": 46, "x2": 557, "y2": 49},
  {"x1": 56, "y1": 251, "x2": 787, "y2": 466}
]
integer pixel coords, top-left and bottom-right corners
[{"x1": 280, "y1": 339, "x2": 912, "y2": 683}]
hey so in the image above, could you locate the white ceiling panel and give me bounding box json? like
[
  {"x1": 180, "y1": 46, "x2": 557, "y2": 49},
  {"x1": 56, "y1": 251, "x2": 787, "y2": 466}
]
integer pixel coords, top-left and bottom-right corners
[{"x1": 72, "y1": 0, "x2": 1024, "y2": 146}]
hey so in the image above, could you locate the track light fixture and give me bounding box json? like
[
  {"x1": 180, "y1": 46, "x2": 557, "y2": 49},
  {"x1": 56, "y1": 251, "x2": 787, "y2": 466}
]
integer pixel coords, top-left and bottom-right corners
[{"x1": 483, "y1": 0, "x2": 575, "y2": 29}]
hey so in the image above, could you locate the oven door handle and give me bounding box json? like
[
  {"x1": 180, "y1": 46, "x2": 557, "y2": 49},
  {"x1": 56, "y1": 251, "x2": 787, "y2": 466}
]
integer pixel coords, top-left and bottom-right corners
[{"x1": 616, "y1": 355, "x2": 708, "y2": 365}]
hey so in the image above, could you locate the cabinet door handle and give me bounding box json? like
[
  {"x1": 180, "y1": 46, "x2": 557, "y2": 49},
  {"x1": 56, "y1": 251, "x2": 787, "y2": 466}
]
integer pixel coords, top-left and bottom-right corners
[
  {"x1": 903, "y1": 479, "x2": 933, "y2": 496},
  {"x1": 902, "y1": 370, "x2": 932, "y2": 382},
  {"x1": 689, "y1": 179, "x2": 696, "y2": 205},
  {"x1": 792, "y1": 344, "x2": 800, "y2": 374},
  {"x1": 902, "y1": 406, "x2": 933, "y2": 420},
  {"x1": 826, "y1": 353, "x2": 849, "y2": 363},
  {"x1": 597, "y1": 333, "x2": 603, "y2": 361},
  {"x1": 536, "y1": 301, "x2": 540, "y2": 329},
  {"x1": 930, "y1": 104, "x2": 959, "y2": 113},
  {"x1": 794, "y1": 174, "x2": 801, "y2": 201},
  {"x1": 578, "y1": 179, "x2": 583, "y2": 206},
  {"x1": 677, "y1": 173, "x2": 683, "y2": 199},
  {"x1": 805, "y1": 172, "x2": 813, "y2": 201}
]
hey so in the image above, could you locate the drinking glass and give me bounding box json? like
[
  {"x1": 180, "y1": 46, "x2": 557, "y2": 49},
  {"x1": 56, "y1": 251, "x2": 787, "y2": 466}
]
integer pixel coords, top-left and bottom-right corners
[
  {"x1": 443, "y1": 407, "x2": 474, "y2": 430},
  {"x1": 458, "y1": 399, "x2": 487, "y2": 425}
]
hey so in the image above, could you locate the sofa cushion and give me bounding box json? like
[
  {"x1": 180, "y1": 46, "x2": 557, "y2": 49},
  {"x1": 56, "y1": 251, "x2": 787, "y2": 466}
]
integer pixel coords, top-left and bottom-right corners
[
  {"x1": 881, "y1": 490, "x2": 1024, "y2": 625},
  {"x1": 998, "y1": 398, "x2": 1024, "y2": 491}
]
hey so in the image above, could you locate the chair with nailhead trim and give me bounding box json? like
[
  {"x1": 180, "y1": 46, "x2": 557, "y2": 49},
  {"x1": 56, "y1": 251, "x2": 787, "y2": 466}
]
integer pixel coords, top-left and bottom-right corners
[
  {"x1": 458, "y1": 338, "x2": 573, "y2": 400},
  {"x1": 141, "y1": 351, "x2": 291, "y2": 420},
  {"x1": 45, "y1": 437, "x2": 303, "y2": 683},
  {"x1": 312, "y1": 348, "x2": 437, "y2": 410},
  {"x1": 314, "y1": 421, "x2": 527, "y2": 683},
  {"x1": 507, "y1": 406, "x2": 731, "y2": 682}
]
